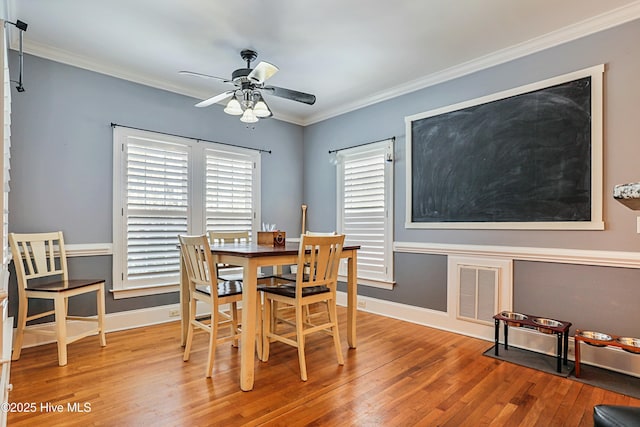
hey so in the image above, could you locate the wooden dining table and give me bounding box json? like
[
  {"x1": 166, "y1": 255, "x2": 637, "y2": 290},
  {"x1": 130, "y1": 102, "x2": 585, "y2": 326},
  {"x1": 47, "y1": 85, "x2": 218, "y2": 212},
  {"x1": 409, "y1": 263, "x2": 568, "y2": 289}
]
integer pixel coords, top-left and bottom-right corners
[{"x1": 179, "y1": 240, "x2": 360, "y2": 391}]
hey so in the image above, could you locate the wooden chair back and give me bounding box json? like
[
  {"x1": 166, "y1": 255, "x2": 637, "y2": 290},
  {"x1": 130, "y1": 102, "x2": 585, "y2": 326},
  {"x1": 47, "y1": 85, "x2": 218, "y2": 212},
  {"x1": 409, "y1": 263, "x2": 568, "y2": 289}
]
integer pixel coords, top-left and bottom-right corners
[
  {"x1": 295, "y1": 234, "x2": 345, "y2": 294},
  {"x1": 10, "y1": 231, "x2": 69, "y2": 289},
  {"x1": 209, "y1": 231, "x2": 250, "y2": 244},
  {"x1": 178, "y1": 235, "x2": 219, "y2": 300},
  {"x1": 304, "y1": 231, "x2": 336, "y2": 236}
]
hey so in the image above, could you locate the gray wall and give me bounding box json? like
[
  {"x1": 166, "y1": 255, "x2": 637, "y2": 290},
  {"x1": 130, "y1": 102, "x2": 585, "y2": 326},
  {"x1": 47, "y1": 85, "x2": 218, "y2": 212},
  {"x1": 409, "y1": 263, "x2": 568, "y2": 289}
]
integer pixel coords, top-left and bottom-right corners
[
  {"x1": 304, "y1": 19, "x2": 640, "y2": 331},
  {"x1": 8, "y1": 19, "x2": 640, "y2": 335},
  {"x1": 8, "y1": 52, "x2": 304, "y2": 317}
]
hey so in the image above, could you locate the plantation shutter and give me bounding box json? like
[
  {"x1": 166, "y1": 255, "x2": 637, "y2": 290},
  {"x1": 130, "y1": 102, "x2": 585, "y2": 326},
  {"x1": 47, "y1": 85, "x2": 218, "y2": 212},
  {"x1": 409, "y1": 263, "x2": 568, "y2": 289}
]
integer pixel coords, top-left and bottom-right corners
[
  {"x1": 205, "y1": 148, "x2": 255, "y2": 236},
  {"x1": 124, "y1": 139, "x2": 189, "y2": 287},
  {"x1": 338, "y1": 141, "x2": 392, "y2": 283}
]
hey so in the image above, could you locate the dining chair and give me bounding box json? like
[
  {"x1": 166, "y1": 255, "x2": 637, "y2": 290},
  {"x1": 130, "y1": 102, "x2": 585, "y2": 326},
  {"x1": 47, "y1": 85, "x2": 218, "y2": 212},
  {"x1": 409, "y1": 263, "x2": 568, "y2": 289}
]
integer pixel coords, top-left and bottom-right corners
[
  {"x1": 9, "y1": 231, "x2": 107, "y2": 366},
  {"x1": 208, "y1": 231, "x2": 250, "y2": 282},
  {"x1": 179, "y1": 234, "x2": 246, "y2": 378},
  {"x1": 259, "y1": 234, "x2": 345, "y2": 381},
  {"x1": 274, "y1": 230, "x2": 337, "y2": 281}
]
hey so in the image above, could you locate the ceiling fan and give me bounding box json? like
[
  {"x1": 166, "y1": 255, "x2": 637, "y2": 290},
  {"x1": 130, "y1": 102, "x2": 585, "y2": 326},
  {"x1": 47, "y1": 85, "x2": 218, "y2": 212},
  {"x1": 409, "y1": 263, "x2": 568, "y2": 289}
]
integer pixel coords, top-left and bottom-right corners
[{"x1": 180, "y1": 49, "x2": 316, "y2": 123}]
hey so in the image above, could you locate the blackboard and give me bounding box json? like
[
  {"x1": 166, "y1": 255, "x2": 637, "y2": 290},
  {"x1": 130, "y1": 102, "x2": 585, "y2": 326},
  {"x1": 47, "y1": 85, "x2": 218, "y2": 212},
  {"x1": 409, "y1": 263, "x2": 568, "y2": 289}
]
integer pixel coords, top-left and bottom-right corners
[{"x1": 405, "y1": 66, "x2": 604, "y2": 229}]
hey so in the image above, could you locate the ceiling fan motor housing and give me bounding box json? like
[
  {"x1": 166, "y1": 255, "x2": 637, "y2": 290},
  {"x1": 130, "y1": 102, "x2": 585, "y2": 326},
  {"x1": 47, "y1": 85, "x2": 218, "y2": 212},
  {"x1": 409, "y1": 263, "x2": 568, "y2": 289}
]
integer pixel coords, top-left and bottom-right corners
[{"x1": 232, "y1": 68, "x2": 253, "y2": 82}]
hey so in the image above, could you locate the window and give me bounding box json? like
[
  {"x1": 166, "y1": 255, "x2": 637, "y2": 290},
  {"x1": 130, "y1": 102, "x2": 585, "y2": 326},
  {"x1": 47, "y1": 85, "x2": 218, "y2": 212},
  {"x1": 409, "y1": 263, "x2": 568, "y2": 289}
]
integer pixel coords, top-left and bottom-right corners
[
  {"x1": 113, "y1": 128, "x2": 260, "y2": 298},
  {"x1": 337, "y1": 139, "x2": 394, "y2": 288}
]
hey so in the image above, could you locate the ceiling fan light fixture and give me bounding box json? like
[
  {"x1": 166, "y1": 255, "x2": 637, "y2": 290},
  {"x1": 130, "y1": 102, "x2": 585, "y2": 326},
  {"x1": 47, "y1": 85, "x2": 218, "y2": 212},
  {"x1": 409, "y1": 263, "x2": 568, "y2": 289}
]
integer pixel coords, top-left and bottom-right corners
[
  {"x1": 183, "y1": 49, "x2": 316, "y2": 124},
  {"x1": 240, "y1": 108, "x2": 258, "y2": 123},
  {"x1": 224, "y1": 96, "x2": 243, "y2": 115},
  {"x1": 253, "y1": 97, "x2": 271, "y2": 118}
]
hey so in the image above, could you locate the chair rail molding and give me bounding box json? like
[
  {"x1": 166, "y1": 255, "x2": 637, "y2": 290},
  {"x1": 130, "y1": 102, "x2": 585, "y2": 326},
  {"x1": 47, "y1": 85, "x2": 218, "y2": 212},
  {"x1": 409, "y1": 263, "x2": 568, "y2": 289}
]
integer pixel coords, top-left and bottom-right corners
[
  {"x1": 65, "y1": 243, "x2": 113, "y2": 257},
  {"x1": 393, "y1": 241, "x2": 640, "y2": 269}
]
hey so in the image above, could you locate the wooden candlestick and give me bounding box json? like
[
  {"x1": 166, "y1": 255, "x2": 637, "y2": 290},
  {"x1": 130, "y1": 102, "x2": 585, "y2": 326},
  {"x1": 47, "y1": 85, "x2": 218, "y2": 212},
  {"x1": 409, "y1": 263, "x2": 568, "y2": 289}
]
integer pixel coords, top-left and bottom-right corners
[{"x1": 301, "y1": 204, "x2": 307, "y2": 235}]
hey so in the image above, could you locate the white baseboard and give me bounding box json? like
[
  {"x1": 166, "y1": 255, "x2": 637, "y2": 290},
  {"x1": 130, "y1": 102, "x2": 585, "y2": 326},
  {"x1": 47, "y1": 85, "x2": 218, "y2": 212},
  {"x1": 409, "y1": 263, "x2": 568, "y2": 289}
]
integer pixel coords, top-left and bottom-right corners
[
  {"x1": 15, "y1": 303, "x2": 187, "y2": 349},
  {"x1": 336, "y1": 291, "x2": 640, "y2": 378}
]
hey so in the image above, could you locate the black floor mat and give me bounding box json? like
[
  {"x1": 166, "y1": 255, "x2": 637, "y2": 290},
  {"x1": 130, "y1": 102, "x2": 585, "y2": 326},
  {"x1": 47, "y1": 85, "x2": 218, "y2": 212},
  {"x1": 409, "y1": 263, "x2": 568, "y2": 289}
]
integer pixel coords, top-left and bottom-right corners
[
  {"x1": 483, "y1": 345, "x2": 573, "y2": 377},
  {"x1": 483, "y1": 345, "x2": 640, "y2": 399}
]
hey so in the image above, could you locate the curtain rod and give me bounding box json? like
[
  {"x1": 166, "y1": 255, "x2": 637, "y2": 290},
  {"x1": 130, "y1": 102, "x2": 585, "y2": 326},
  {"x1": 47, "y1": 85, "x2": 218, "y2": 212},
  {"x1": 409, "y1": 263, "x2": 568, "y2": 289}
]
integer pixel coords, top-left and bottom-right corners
[
  {"x1": 327, "y1": 136, "x2": 395, "y2": 154},
  {"x1": 110, "y1": 122, "x2": 272, "y2": 154}
]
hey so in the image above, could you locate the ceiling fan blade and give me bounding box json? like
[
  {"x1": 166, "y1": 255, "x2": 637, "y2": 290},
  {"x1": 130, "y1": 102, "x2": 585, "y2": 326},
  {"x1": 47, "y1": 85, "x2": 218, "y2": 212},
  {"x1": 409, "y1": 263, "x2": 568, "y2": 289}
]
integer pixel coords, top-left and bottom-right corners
[
  {"x1": 248, "y1": 61, "x2": 279, "y2": 84},
  {"x1": 179, "y1": 70, "x2": 231, "y2": 83},
  {"x1": 195, "y1": 90, "x2": 235, "y2": 108},
  {"x1": 263, "y1": 85, "x2": 316, "y2": 105}
]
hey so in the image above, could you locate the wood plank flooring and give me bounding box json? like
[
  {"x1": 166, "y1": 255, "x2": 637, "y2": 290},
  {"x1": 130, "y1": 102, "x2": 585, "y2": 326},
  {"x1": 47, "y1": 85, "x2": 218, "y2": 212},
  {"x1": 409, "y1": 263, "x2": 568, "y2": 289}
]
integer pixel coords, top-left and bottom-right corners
[{"x1": 7, "y1": 308, "x2": 639, "y2": 426}]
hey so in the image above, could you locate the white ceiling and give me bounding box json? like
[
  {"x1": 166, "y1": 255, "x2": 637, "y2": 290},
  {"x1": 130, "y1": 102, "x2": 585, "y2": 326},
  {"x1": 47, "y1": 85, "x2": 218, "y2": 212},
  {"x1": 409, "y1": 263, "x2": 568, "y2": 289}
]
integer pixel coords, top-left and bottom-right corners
[{"x1": 5, "y1": 0, "x2": 640, "y2": 125}]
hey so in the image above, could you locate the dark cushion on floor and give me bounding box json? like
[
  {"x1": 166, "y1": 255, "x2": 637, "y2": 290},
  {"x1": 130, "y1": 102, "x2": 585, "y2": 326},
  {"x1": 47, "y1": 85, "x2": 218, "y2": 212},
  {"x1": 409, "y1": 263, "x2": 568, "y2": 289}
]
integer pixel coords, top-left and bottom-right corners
[
  {"x1": 594, "y1": 405, "x2": 640, "y2": 427},
  {"x1": 258, "y1": 284, "x2": 330, "y2": 298}
]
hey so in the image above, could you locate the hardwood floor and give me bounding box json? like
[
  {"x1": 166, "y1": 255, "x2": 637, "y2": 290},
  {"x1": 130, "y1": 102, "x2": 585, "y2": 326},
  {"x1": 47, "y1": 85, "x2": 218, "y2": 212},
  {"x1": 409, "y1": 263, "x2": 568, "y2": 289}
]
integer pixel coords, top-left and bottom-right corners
[{"x1": 7, "y1": 308, "x2": 639, "y2": 426}]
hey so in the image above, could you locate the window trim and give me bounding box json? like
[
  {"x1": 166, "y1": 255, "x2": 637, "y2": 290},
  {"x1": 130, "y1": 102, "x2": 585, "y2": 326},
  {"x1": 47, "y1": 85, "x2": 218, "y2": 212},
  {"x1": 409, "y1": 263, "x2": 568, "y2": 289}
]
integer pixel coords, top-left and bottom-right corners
[
  {"x1": 112, "y1": 127, "x2": 260, "y2": 299},
  {"x1": 336, "y1": 139, "x2": 394, "y2": 289}
]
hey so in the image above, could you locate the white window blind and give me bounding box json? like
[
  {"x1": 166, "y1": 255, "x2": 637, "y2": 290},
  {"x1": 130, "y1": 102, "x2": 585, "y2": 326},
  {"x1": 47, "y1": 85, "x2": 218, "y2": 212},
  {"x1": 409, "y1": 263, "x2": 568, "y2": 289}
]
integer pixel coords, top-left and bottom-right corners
[
  {"x1": 124, "y1": 139, "x2": 189, "y2": 288},
  {"x1": 1, "y1": 29, "x2": 11, "y2": 288},
  {"x1": 113, "y1": 127, "x2": 260, "y2": 298},
  {"x1": 337, "y1": 139, "x2": 394, "y2": 287},
  {"x1": 205, "y1": 148, "x2": 255, "y2": 235}
]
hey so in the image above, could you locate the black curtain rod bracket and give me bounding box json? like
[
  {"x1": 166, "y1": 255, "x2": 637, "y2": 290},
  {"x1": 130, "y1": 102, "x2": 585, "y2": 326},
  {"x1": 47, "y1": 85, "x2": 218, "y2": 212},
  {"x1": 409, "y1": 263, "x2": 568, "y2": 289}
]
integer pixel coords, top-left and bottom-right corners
[{"x1": 5, "y1": 19, "x2": 28, "y2": 92}]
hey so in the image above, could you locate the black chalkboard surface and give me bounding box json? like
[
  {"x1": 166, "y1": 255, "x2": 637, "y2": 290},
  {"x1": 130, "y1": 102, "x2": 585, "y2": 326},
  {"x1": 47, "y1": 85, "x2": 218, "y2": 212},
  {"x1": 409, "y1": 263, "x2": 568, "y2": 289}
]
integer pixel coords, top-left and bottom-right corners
[{"x1": 409, "y1": 76, "x2": 592, "y2": 224}]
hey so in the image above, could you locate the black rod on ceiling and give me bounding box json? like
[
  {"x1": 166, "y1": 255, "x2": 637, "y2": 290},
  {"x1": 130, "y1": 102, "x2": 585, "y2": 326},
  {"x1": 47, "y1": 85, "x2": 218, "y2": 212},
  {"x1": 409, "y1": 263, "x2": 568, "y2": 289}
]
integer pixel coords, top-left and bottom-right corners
[{"x1": 110, "y1": 122, "x2": 272, "y2": 154}]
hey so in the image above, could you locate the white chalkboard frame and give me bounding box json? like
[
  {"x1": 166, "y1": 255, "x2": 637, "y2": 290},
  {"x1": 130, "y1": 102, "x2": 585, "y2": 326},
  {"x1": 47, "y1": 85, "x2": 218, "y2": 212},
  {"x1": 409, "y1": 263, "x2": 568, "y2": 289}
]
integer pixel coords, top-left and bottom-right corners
[{"x1": 405, "y1": 64, "x2": 604, "y2": 230}]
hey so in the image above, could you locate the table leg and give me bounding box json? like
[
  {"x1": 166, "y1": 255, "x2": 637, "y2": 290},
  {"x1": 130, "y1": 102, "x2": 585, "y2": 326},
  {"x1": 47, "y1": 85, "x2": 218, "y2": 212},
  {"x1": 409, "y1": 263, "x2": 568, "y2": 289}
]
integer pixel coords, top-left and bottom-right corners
[
  {"x1": 575, "y1": 338, "x2": 582, "y2": 377},
  {"x1": 494, "y1": 319, "x2": 500, "y2": 356},
  {"x1": 347, "y1": 251, "x2": 358, "y2": 349},
  {"x1": 556, "y1": 333, "x2": 562, "y2": 373},
  {"x1": 240, "y1": 262, "x2": 258, "y2": 391},
  {"x1": 504, "y1": 323, "x2": 509, "y2": 350},
  {"x1": 564, "y1": 330, "x2": 569, "y2": 365},
  {"x1": 179, "y1": 253, "x2": 189, "y2": 346}
]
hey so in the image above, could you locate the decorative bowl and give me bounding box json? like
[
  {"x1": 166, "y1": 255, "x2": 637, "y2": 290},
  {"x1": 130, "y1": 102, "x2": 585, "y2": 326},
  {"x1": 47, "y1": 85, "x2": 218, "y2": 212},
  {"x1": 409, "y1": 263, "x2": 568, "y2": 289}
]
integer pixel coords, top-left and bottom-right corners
[
  {"x1": 578, "y1": 331, "x2": 612, "y2": 347},
  {"x1": 532, "y1": 318, "x2": 563, "y2": 334},
  {"x1": 616, "y1": 337, "x2": 640, "y2": 353},
  {"x1": 498, "y1": 311, "x2": 528, "y2": 327}
]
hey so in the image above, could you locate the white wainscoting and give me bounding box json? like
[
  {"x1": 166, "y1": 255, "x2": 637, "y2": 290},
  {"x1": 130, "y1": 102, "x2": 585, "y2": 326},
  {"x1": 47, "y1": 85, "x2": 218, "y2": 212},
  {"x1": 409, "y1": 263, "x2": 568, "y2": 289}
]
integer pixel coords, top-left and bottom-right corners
[{"x1": 336, "y1": 241, "x2": 640, "y2": 378}]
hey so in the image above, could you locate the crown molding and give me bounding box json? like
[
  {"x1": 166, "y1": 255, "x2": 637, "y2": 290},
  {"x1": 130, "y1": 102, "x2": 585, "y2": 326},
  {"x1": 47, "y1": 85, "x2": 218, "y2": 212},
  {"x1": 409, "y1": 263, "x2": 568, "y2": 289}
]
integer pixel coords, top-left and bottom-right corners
[
  {"x1": 15, "y1": 39, "x2": 305, "y2": 126},
  {"x1": 8, "y1": 1, "x2": 640, "y2": 127},
  {"x1": 303, "y1": 1, "x2": 640, "y2": 125}
]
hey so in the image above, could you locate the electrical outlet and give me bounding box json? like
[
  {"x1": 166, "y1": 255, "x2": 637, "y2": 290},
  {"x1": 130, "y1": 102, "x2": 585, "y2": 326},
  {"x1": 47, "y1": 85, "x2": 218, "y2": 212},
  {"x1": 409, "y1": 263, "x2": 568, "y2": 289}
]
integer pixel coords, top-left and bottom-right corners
[
  {"x1": 169, "y1": 309, "x2": 180, "y2": 317},
  {"x1": 357, "y1": 300, "x2": 366, "y2": 309}
]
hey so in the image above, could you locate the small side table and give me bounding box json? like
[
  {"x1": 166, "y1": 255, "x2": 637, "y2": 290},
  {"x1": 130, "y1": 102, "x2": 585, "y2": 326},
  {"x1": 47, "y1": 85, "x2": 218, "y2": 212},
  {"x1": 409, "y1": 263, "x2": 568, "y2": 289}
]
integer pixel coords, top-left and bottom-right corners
[{"x1": 493, "y1": 311, "x2": 572, "y2": 373}]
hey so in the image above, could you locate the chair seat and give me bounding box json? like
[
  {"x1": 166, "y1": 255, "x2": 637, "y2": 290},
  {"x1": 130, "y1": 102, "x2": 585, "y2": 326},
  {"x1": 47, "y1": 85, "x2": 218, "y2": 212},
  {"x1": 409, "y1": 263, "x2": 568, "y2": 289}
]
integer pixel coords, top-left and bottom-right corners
[
  {"x1": 25, "y1": 279, "x2": 105, "y2": 292},
  {"x1": 195, "y1": 280, "x2": 243, "y2": 298},
  {"x1": 593, "y1": 405, "x2": 640, "y2": 427},
  {"x1": 258, "y1": 284, "x2": 330, "y2": 297}
]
